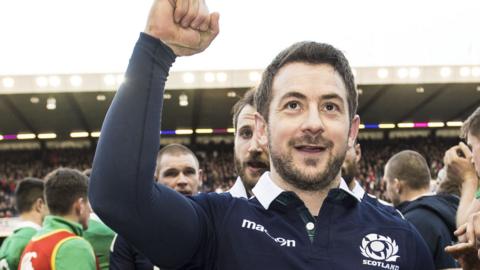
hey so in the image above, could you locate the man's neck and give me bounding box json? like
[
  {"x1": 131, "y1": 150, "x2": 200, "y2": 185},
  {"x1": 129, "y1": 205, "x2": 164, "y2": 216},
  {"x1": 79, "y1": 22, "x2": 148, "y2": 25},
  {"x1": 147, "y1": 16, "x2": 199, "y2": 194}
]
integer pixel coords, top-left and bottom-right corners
[
  {"x1": 347, "y1": 178, "x2": 356, "y2": 190},
  {"x1": 401, "y1": 187, "x2": 432, "y2": 203},
  {"x1": 270, "y1": 170, "x2": 341, "y2": 216},
  {"x1": 19, "y1": 212, "x2": 42, "y2": 226}
]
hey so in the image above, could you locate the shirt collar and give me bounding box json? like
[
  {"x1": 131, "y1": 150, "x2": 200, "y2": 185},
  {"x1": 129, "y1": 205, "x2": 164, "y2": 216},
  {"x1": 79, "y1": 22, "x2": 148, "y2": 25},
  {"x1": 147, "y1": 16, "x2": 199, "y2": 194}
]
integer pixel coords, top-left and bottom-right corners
[
  {"x1": 228, "y1": 177, "x2": 249, "y2": 199},
  {"x1": 351, "y1": 180, "x2": 366, "y2": 200},
  {"x1": 252, "y1": 172, "x2": 361, "y2": 210}
]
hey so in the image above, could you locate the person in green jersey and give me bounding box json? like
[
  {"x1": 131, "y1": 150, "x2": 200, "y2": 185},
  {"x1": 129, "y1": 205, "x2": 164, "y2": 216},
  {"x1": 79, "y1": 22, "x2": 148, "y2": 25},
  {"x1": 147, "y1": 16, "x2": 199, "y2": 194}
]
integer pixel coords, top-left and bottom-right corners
[
  {"x1": 82, "y1": 169, "x2": 115, "y2": 270},
  {"x1": 0, "y1": 178, "x2": 47, "y2": 270},
  {"x1": 19, "y1": 168, "x2": 97, "y2": 270}
]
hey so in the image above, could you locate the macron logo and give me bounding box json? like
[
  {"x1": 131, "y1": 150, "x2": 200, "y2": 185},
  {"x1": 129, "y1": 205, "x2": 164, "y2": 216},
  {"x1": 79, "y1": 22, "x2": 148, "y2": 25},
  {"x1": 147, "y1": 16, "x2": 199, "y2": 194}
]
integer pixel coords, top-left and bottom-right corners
[{"x1": 241, "y1": 219, "x2": 296, "y2": 247}]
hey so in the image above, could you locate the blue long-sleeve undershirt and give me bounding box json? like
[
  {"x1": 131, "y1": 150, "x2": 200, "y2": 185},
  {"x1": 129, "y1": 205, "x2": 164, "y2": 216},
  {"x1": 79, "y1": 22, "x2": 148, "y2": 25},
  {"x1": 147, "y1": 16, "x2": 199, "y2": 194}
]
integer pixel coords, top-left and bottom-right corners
[{"x1": 89, "y1": 33, "x2": 208, "y2": 269}]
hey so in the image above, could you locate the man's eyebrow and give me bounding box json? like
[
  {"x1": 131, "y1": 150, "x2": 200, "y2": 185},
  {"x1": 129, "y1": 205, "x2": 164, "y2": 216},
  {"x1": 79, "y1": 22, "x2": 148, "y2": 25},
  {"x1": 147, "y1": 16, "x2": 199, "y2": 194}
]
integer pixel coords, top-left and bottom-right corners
[
  {"x1": 320, "y1": 93, "x2": 342, "y2": 100},
  {"x1": 278, "y1": 91, "x2": 307, "y2": 102},
  {"x1": 163, "y1": 168, "x2": 178, "y2": 174}
]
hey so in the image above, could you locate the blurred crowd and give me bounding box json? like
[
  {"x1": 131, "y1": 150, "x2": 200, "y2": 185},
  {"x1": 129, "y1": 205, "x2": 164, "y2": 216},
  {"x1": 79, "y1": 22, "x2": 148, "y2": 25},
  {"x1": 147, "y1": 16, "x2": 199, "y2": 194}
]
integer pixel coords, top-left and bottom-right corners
[{"x1": 0, "y1": 136, "x2": 460, "y2": 217}]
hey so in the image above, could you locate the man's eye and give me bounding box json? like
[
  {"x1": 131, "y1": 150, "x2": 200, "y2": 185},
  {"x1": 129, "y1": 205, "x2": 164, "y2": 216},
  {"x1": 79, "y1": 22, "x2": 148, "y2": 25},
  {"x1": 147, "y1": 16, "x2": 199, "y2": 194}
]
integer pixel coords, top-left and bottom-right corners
[
  {"x1": 240, "y1": 129, "x2": 253, "y2": 139},
  {"x1": 323, "y1": 103, "x2": 339, "y2": 112},
  {"x1": 164, "y1": 171, "x2": 178, "y2": 177},
  {"x1": 286, "y1": 101, "x2": 300, "y2": 110},
  {"x1": 184, "y1": 169, "x2": 196, "y2": 175}
]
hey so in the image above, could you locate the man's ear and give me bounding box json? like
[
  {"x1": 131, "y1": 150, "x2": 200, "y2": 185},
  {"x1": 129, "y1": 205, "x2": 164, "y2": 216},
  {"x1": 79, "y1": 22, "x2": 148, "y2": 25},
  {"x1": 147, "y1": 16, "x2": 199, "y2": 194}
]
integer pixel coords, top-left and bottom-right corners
[
  {"x1": 198, "y1": 169, "x2": 204, "y2": 183},
  {"x1": 348, "y1": 115, "x2": 360, "y2": 148},
  {"x1": 73, "y1": 197, "x2": 86, "y2": 216},
  {"x1": 34, "y1": 198, "x2": 45, "y2": 213},
  {"x1": 254, "y1": 112, "x2": 268, "y2": 148},
  {"x1": 354, "y1": 143, "x2": 362, "y2": 163},
  {"x1": 394, "y1": 178, "x2": 403, "y2": 194}
]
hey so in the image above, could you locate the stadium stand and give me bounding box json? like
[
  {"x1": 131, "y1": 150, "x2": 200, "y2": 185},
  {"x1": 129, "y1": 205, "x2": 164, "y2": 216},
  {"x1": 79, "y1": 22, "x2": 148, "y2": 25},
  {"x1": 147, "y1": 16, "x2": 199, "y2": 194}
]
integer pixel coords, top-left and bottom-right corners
[{"x1": 0, "y1": 136, "x2": 460, "y2": 213}]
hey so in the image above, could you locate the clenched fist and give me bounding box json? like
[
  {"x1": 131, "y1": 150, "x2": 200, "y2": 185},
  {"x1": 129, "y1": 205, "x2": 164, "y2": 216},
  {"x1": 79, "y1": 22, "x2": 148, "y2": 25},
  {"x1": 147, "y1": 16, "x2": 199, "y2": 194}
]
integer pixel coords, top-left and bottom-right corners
[{"x1": 144, "y1": 0, "x2": 220, "y2": 56}]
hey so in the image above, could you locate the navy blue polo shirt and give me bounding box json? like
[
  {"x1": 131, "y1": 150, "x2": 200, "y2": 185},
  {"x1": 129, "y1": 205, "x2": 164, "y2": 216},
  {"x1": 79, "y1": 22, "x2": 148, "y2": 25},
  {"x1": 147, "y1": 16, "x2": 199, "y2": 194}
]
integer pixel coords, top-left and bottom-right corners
[
  {"x1": 182, "y1": 173, "x2": 434, "y2": 269},
  {"x1": 90, "y1": 33, "x2": 435, "y2": 270}
]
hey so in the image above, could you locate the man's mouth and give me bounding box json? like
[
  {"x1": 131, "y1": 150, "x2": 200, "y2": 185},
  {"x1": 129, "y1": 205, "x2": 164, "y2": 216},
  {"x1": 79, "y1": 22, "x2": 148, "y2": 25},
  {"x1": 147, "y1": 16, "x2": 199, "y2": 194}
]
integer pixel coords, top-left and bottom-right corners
[
  {"x1": 294, "y1": 145, "x2": 327, "y2": 153},
  {"x1": 246, "y1": 160, "x2": 268, "y2": 171},
  {"x1": 247, "y1": 161, "x2": 268, "y2": 169},
  {"x1": 177, "y1": 190, "x2": 193, "y2": 196}
]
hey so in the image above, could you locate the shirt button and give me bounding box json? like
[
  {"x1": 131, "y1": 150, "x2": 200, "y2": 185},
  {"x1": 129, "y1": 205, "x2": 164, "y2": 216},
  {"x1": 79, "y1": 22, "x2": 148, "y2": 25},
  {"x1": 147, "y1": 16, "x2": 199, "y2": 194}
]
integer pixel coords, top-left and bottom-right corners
[{"x1": 306, "y1": 222, "x2": 315, "y2": 230}]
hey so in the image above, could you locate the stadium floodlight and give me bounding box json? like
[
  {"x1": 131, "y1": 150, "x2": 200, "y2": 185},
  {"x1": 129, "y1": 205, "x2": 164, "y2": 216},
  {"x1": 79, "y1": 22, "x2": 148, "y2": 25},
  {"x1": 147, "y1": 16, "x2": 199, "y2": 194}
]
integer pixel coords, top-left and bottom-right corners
[
  {"x1": 96, "y1": 95, "x2": 106, "y2": 101},
  {"x1": 116, "y1": 74, "x2": 125, "y2": 85},
  {"x1": 428, "y1": 122, "x2": 445, "y2": 128},
  {"x1": 359, "y1": 124, "x2": 365, "y2": 129},
  {"x1": 440, "y1": 67, "x2": 452, "y2": 78},
  {"x1": 397, "y1": 123, "x2": 414, "y2": 128},
  {"x1": 70, "y1": 132, "x2": 89, "y2": 138},
  {"x1": 2, "y1": 77, "x2": 14, "y2": 88},
  {"x1": 216, "y1": 72, "x2": 228, "y2": 82},
  {"x1": 179, "y1": 94, "x2": 188, "y2": 107},
  {"x1": 357, "y1": 88, "x2": 363, "y2": 95},
  {"x1": 446, "y1": 121, "x2": 463, "y2": 127},
  {"x1": 0, "y1": 135, "x2": 3, "y2": 141},
  {"x1": 103, "y1": 75, "x2": 116, "y2": 86},
  {"x1": 397, "y1": 68, "x2": 408, "y2": 79},
  {"x1": 48, "y1": 76, "x2": 61, "y2": 87},
  {"x1": 36, "y1": 76, "x2": 48, "y2": 88},
  {"x1": 377, "y1": 68, "x2": 389, "y2": 79},
  {"x1": 249, "y1": 71, "x2": 261, "y2": 82},
  {"x1": 379, "y1": 123, "x2": 395, "y2": 129},
  {"x1": 175, "y1": 129, "x2": 193, "y2": 135},
  {"x1": 46, "y1": 97, "x2": 56, "y2": 110},
  {"x1": 90, "y1": 131, "x2": 101, "y2": 138},
  {"x1": 227, "y1": 128, "x2": 235, "y2": 133},
  {"x1": 460, "y1": 67, "x2": 471, "y2": 77},
  {"x1": 227, "y1": 91, "x2": 236, "y2": 98},
  {"x1": 204, "y1": 72, "x2": 215, "y2": 83},
  {"x1": 182, "y1": 72, "x2": 195, "y2": 84},
  {"x1": 409, "y1": 67, "x2": 421, "y2": 78},
  {"x1": 38, "y1": 133, "x2": 56, "y2": 139},
  {"x1": 473, "y1": 67, "x2": 480, "y2": 77},
  {"x1": 30, "y1": 97, "x2": 40, "y2": 104},
  {"x1": 17, "y1": 133, "x2": 36, "y2": 140},
  {"x1": 69, "y1": 75, "x2": 83, "y2": 87},
  {"x1": 416, "y1": 87, "x2": 424, "y2": 93},
  {"x1": 195, "y1": 129, "x2": 213, "y2": 134}
]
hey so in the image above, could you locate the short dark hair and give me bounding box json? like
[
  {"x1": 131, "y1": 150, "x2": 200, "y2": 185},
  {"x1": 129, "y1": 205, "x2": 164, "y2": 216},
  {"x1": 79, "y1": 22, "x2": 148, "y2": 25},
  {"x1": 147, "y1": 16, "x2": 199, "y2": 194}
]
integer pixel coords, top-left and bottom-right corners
[
  {"x1": 255, "y1": 41, "x2": 357, "y2": 122},
  {"x1": 232, "y1": 88, "x2": 256, "y2": 130},
  {"x1": 461, "y1": 106, "x2": 480, "y2": 139},
  {"x1": 437, "y1": 177, "x2": 461, "y2": 197},
  {"x1": 157, "y1": 144, "x2": 198, "y2": 168},
  {"x1": 386, "y1": 150, "x2": 431, "y2": 190},
  {"x1": 44, "y1": 168, "x2": 88, "y2": 215},
  {"x1": 15, "y1": 178, "x2": 45, "y2": 213}
]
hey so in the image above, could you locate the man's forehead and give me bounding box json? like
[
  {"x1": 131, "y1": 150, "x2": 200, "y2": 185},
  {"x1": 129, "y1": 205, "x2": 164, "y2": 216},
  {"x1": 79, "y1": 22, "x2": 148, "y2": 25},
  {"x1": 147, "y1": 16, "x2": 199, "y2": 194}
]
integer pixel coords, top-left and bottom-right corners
[
  {"x1": 467, "y1": 132, "x2": 479, "y2": 145},
  {"x1": 273, "y1": 63, "x2": 347, "y2": 96},
  {"x1": 237, "y1": 105, "x2": 257, "y2": 123},
  {"x1": 159, "y1": 153, "x2": 198, "y2": 169}
]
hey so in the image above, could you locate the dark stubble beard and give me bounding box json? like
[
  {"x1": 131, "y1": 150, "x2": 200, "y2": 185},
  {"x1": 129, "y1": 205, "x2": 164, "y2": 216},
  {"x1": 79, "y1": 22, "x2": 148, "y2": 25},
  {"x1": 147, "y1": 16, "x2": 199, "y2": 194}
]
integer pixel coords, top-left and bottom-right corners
[
  {"x1": 341, "y1": 161, "x2": 357, "y2": 185},
  {"x1": 235, "y1": 152, "x2": 268, "y2": 192},
  {"x1": 270, "y1": 134, "x2": 347, "y2": 191}
]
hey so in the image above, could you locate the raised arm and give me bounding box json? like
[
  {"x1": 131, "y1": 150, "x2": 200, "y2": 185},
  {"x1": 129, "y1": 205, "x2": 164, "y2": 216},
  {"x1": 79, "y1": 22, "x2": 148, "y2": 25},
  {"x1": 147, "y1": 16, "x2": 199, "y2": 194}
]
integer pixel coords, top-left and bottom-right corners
[
  {"x1": 444, "y1": 142, "x2": 479, "y2": 226},
  {"x1": 89, "y1": 0, "x2": 219, "y2": 267}
]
